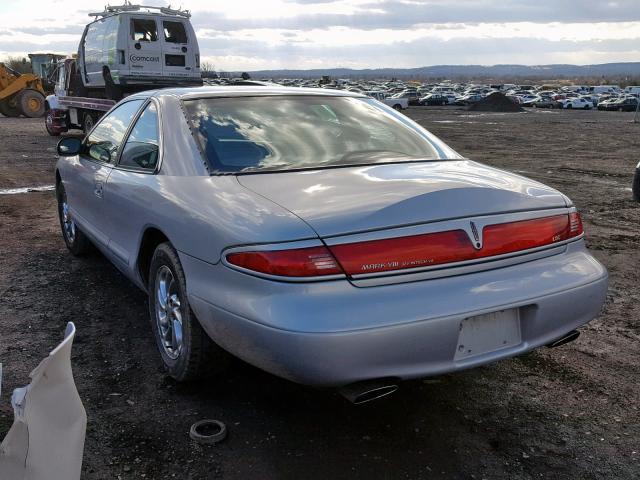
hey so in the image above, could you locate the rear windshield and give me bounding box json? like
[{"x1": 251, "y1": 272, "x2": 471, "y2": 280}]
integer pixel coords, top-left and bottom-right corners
[
  {"x1": 183, "y1": 96, "x2": 456, "y2": 174},
  {"x1": 131, "y1": 19, "x2": 158, "y2": 41},
  {"x1": 163, "y1": 21, "x2": 188, "y2": 43}
]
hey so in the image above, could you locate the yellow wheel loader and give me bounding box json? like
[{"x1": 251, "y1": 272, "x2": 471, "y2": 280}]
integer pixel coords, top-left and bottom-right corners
[{"x1": 0, "y1": 63, "x2": 46, "y2": 118}]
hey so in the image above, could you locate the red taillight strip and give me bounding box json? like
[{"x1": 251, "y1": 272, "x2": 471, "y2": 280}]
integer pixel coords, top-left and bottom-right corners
[
  {"x1": 224, "y1": 213, "x2": 584, "y2": 279},
  {"x1": 225, "y1": 246, "x2": 343, "y2": 278},
  {"x1": 328, "y1": 213, "x2": 583, "y2": 276}
]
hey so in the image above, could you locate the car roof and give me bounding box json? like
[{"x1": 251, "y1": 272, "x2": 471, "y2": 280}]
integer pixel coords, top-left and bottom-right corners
[{"x1": 126, "y1": 86, "x2": 368, "y2": 102}]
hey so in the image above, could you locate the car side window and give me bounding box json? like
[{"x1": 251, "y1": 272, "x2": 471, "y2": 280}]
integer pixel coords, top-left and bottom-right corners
[
  {"x1": 119, "y1": 102, "x2": 160, "y2": 171},
  {"x1": 85, "y1": 100, "x2": 145, "y2": 164}
]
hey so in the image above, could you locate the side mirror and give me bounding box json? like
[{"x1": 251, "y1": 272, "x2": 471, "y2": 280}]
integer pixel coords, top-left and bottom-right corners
[
  {"x1": 89, "y1": 144, "x2": 111, "y2": 163},
  {"x1": 56, "y1": 137, "x2": 82, "y2": 156},
  {"x1": 633, "y1": 161, "x2": 640, "y2": 203}
]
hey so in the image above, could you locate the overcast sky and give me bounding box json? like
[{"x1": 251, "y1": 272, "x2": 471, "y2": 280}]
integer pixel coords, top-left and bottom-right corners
[{"x1": 1, "y1": 0, "x2": 639, "y2": 70}]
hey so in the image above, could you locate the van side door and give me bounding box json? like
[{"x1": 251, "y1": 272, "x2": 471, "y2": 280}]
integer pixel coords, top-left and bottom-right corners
[{"x1": 128, "y1": 16, "x2": 163, "y2": 77}]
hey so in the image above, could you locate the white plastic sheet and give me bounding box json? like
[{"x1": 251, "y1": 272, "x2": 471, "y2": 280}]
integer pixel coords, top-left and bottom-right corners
[{"x1": 0, "y1": 322, "x2": 86, "y2": 480}]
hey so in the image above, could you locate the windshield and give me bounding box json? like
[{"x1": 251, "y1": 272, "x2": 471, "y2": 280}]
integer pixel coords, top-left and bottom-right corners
[{"x1": 183, "y1": 95, "x2": 459, "y2": 174}]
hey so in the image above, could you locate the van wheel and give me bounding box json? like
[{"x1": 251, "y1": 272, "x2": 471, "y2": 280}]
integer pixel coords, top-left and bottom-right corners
[
  {"x1": 83, "y1": 113, "x2": 96, "y2": 135},
  {"x1": 148, "y1": 243, "x2": 226, "y2": 382},
  {"x1": 69, "y1": 72, "x2": 89, "y2": 97},
  {"x1": 102, "y1": 67, "x2": 122, "y2": 101}
]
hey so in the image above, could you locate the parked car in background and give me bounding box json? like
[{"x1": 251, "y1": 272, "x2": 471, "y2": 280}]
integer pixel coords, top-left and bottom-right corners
[
  {"x1": 598, "y1": 97, "x2": 639, "y2": 112},
  {"x1": 580, "y1": 95, "x2": 599, "y2": 106},
  {"x1": 393, "y1": 90, "x2": 421, "y2": 106},
  {"x1": 623, "y1": 86, "x2": 640, "y2": 96},
  {"x1": 531, "y1": 97, "x2": 562, "y2": 109},
  {"x1": 54, "y1": 86, "x2": 607, "y2": 401},
  {"x1": 365, "y1": 90, "x2": 408, "y2": 110},
  {"x1": 455, "y1": 94, "x2": 483, "y2": 105},
  {"x1": 519, "y1": 95, "x2": 539, "y2": 106},
  {"x1": 596, "y1": 97, "x2": 618, "y2": 110},
  {"x1": 419, "y1": 94, "x2": 449, "y2": 106},
  {"x1": 561, "y1": 98, "x2": 593, "y2": 109}
]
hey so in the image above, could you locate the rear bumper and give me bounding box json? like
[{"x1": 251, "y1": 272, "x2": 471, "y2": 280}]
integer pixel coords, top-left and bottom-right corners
[{"x1": 183, "y1": 241, "x2": 608, "y2": 386}]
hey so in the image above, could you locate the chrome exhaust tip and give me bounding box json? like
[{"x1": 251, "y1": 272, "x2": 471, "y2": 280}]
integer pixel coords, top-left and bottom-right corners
[
  {"x1": 339, "y1": 379, "x2": 399, "y2": 405},
  {"x1": 546, "y1": 330, "x2": 580, "y2": 348}
]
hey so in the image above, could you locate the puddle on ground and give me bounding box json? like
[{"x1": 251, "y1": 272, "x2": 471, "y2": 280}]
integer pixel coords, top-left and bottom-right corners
[
  {"x1": 0, "y1": 185, "x2": 55, "y2": 195},
  {"x1": 432, "y1": 120, "x2": 499, "y2": 125}
]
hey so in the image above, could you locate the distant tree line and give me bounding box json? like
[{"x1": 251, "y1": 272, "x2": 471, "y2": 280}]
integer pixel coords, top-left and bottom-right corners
[{"x1": 1, "y1": 56, "x2": 32, "y2": 75}]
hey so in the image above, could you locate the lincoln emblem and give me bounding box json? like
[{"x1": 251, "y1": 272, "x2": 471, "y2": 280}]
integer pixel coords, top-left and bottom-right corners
[{"x1": 470, "y1": 221, "x2": 481, "y2": 248}]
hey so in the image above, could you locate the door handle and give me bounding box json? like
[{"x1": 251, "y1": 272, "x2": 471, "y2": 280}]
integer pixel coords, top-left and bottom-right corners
[{"x1": 94, "y1": 181, "x2": 103, "y2": 198}]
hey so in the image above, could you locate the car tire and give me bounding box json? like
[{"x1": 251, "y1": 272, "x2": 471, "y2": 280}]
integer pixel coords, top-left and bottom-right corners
[
  {"x1": 57, "y1": 182, "x2": 92, "y2": 256},
  {"x1": 567, "y1": 104, "x2": 572, "y2": 109},
  {"x1": 393, "y1": 104, "x2": 402, "y2": 111},
  {"x1": 148, "y1": 242, "x2": 225, "y2": 382}
]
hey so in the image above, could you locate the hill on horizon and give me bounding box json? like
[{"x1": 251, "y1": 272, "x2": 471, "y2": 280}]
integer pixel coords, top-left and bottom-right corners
[{"x1": 234, "y1": 62, "x2": 640, "y2": 81}]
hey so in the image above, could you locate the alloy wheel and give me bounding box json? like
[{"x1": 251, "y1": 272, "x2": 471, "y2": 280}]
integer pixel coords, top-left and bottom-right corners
[{"x1": 155, "y1": 265, "x2": 184, "y2": 360}]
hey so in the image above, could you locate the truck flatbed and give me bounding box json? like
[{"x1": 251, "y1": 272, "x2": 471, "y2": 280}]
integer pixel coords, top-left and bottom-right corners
[{"x1": 58, "y1": 96, "x2": 115, "y2": 112}]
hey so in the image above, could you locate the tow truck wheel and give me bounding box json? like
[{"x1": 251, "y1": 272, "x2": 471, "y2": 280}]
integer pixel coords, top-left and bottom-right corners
[
  {"x1": 18, "y1": 89, "x2": 46, "y2": 118},
  {"x1": 45, "y1": 110, "x2": 61, "y2": 136},
  {"x1": 0, "y1": 96, "x2": 22, "y2": 117}
]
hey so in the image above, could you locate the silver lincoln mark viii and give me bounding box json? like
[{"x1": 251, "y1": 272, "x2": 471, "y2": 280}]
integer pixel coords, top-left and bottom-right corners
[{"x1": 55, "y1": 87, "x2": 608, "y2": 402}]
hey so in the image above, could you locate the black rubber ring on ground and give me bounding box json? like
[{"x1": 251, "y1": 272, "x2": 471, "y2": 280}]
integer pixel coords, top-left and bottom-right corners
[{"x1": 189, "y1": 419, "x2": 227, "y2": 444}]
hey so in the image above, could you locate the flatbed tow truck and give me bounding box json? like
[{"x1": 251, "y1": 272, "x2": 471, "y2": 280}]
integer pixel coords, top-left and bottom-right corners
[
  {"x1": 45, "y1": 57, "x2": 116, "y2": 135},
  {"x1": 45, "y1": 58, "x2": 116, "y2": 135}
]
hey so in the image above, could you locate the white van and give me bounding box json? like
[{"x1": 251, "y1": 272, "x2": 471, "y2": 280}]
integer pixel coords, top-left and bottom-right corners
[{"x1": 77, "y1": 5, "x2": 202, "y2": 97}]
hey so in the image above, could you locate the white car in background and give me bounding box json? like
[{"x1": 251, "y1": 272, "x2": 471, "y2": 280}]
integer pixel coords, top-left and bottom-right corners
[
  {"x1": 365, "y1": 91, "x2": 409, "y2": 110},
  {"x1": 561, "y1": 98, "x2": 593, "y2": 110}
]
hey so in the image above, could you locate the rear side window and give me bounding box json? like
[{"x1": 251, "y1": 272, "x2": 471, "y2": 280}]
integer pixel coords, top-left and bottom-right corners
[
  {"x1": 85, "y1": 100, "x2": 145, "y2": 164},
  {"x1": 163, "y1": 21, "x2": 187, "y2": 43},
  {"x1": 131, "y1": 19, "x2": 158, "y2": 41},
  {"x1": 120, "y1": 103, "x2": 160, "y2": 171}
]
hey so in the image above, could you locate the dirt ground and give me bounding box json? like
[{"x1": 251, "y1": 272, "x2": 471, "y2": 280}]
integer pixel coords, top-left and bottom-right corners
[{"x1": 0, "y1": 107, "x2": 638, "y2": 480}]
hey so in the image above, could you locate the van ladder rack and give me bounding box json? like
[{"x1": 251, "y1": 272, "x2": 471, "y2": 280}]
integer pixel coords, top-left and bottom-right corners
[{"x1": 89, "y1": 3, "x2": 191, "y2": 18}]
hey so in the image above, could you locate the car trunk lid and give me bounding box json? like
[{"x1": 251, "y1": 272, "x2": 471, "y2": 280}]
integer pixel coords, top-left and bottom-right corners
[{"x1": 237, "y1": 160, "x2": 569, "y2": 238}]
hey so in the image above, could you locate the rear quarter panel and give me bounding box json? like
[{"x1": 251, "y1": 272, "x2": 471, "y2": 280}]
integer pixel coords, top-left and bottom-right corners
[{"x1": 105, "y1": 173, "x2": 318, "y2": 271}]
